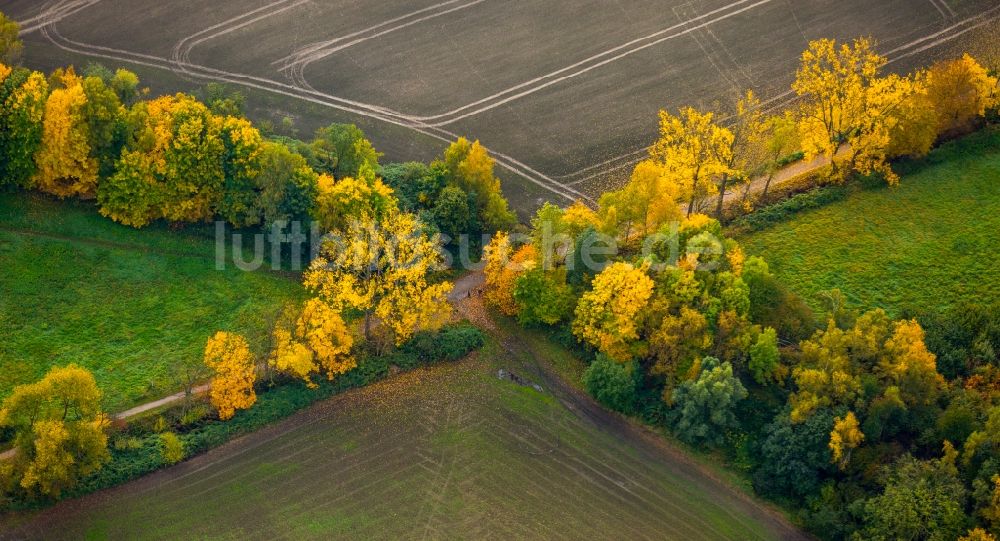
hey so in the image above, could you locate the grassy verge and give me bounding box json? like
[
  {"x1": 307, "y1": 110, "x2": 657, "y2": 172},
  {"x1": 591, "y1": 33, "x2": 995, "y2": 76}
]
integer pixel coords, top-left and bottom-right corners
[
  {"x1": 738, "y1": 127, "x2": 1000, "y2": 316},
  {"x1": 0, "y1": 192, "x2": 305, "y2": 410}
]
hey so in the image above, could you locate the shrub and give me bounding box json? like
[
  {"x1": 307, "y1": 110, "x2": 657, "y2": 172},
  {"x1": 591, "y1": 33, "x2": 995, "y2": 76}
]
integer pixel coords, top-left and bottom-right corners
[
  {"x1": 730, "y1": 185, "x2": 850, "y2": 233},
  {"x1": 402, "y1": 322, "x2": 485, "y2": 364},
  {"x1": 582, "y1": 355, "x2": 639, "y2": 414},
  {"x1": 160, "y1": 432, "x2": 185, "y2": 464}
]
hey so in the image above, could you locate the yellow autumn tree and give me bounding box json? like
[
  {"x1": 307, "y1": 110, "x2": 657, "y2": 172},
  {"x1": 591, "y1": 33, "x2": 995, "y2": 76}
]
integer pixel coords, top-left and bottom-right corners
[
  {"x1": 313, "y1": 162, "x2": 397, "y2": 232},
  {"x1": 562, "y1": 200, "x2": 600, "y2": 238},
  {"x1": 0, "y1": 364, "x2": 109, "y2": 498},
  {"x1": 298, "y1": 298, "x2": 355, "y2": 376},
  {"x1": 271, "y1": 327, "x2": 316, "y2": 385},
  {"x1": 33, "y1": 70, "x2": 98, "y2": 198},
  {"x1": 483, "y1": 232, "x2": 515, "y2": 314},
  {"x1": 829, "y1": 411, "x2": 864, "y2": 470},
  {"x1": 712, "y1": 90, "x2": 767, "y2": 217},
  {"x1": 304, "y1": 208, "x2": 452, "y2": 345},
  {"x1": 598, "y1": 160, "x2": 682, "y2": 244},
  {"x1": 204, "y1": 332, "x2": 257, "y2": 420},
  {"x1": 648, "y1": 305, "x2": 711, "y2": 384},
  {"x1": 878, "y1": 319, "x2": 943, "y2": 407},
  {"x1": 926, "y1": 54, "x2": 999, "y2": 134},
  {"x1": 794, "y1": 38, "x2": 916, "y2": 184},
  {"x1": 440, "y1": 137, "x2": 516, "y2": 232},
  {"x1": 271, "y1": 299, "x2": 355, "y2": 387},
  {"x1": 789, "y1": 321, "x2": 864, "y2": 423},
  {"x1": 649, "y1": 107, "x2": 733, "y2": 216},
  {"x1": 573, "y1": 262, "x2": 655, "y2": 361},
  {"x1": 887, "y1": 72, "x2": 938, "y2": 159}
]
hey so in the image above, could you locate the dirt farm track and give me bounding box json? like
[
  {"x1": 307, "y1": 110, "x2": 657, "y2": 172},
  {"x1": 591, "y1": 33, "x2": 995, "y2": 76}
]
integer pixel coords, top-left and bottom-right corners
[{"x1": 5, "y1": 0, "x2": 999, "y2": 210}]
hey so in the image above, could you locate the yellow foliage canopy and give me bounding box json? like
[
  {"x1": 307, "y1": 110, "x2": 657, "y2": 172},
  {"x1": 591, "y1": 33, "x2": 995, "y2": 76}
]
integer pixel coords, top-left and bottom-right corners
[
  {"x1": 0, "y1": 364, "x2": 109, "y2": 498},
  {"x1": 794, "y1": 38, "x2": 916, "y2": 184},
  {"x1": 33, "y1": 75, "x2": 98, "y2": 198},
  {"x1": 927, "y1": 54, "x2": 999, "y2": 134},
  {"x1": 271, "y1": 299, "x2": 356, "y2": 387},
  {"x1": 304, "y1": 209, "x2": 452, "y2": 345},
  {"x1": 829, "y1": 411, "x2": 864, "y2": 470},
  {"x1": 313, "y1": 163, "x2": 396, "y2": 232},
  {"x1": 204, "y1": 332, "x2": 257, "y2": 420},
  {"x1": 572, "y1": 262, "x2": 654, "y2": 361},
  {"x1": 598, "y1": 160, "x2": 682, "y2": 243},
  {"x1": 649, "y1": 107, "x2": 733, "y2": 216}
]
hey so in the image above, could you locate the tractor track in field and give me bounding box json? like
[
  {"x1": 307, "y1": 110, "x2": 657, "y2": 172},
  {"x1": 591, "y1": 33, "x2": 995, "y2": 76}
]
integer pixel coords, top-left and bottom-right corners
[
  {"x1": 17, "y1": 0, "x2": 1000, "y2": 202},
  {"x1": 28, "y1": 1, "x2": 593, "y2": 205}
]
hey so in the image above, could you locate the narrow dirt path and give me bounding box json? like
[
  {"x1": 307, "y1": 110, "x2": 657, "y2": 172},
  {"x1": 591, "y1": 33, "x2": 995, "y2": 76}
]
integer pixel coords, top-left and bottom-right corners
[{"x1": 450, "y1": 272, "x2": 809, "y2": 540}]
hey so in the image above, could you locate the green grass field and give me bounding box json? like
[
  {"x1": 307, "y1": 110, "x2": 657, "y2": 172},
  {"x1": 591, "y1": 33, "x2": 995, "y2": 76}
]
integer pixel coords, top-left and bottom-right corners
[
  {"x1": 0, "y1": 192, "x2": 304, "y2": 411},
  {"x1": 2, "y1": 338, "x2": 800, "y2": 540},
  {"x1": 740, "y1": 128, "x2": 1000, "y2": 316}
]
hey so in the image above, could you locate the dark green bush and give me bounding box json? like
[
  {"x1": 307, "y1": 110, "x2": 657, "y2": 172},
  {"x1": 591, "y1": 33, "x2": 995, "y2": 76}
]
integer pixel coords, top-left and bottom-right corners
[
  {"x1": 582, "y1": 355, "x2": 640, "y2": 415},
  {"x1": 402, "y1": 322, "x2": 486, "y2": 364},
  {"x1": 730, "y1": 185, "x2": 850, "y2": 233}
]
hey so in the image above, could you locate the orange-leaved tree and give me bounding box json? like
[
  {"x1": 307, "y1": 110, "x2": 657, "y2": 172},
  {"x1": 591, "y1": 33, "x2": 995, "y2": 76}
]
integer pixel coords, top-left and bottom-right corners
[{"x1": 204, "y1": 331, "x2": 257, "y2": 420}]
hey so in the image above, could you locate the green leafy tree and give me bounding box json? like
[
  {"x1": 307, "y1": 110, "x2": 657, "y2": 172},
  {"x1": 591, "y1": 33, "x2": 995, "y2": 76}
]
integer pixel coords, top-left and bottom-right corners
[
  {"x1": 216, "y1": 116, "x2": 264, "y2": 227},
  {"x1": 671, "y1": 357, "x2": 747, "y2": 447},
  {"x1": 310, "y1": 123, "x2": 381, "y2": 179},
  {"x1": 110, "y1": 69, "x2": 140, "y2": 106},
  {"x1": 439, "y1": 137, "x2": 516, "y2": 233},
  {"x1": 0, "y1": 67, "x2": 47, "y2": 188},
  {"x1": 861, "y1": 445, "x2": 968, "y2": 541},
  {"x1": 513, "y1": 267, "x2": 575, "y2": 326},
  {"x1": 160, "y1": 432, "x2": 185, "y2": 465},
  {"x1": 255, "y1": 141, "x2": 319, "y2": 227},
  {"x1": 432, "y1": 185, "x2": 472, "y2": 241},
  {"x1": 752, "y1": 410, "x2": 836, "y2": 499},
  {"x1": 81, "y1": 75, "x2": 127, "y2": 178},
  {"x1": 379, "y1": 161, "x2": 445, "y2": 212},
  {"x1": 749, "y1": 327, "x2": 781, "y2": 385},
  {"x1": 201, "y1": 83, "x2": 245, "y2": 117},
  {"x1": 583, "y1": 355, "x2": 640, "y2": 414},
  {"x1": 98, "y1": 94, "x2": 226, "y2": 226}
]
